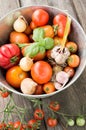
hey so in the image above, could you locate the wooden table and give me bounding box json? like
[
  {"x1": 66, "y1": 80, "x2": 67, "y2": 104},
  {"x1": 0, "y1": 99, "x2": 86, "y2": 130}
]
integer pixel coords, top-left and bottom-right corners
[{"x1": 0, "y1": 0, "x2": 86, "y2": 130}]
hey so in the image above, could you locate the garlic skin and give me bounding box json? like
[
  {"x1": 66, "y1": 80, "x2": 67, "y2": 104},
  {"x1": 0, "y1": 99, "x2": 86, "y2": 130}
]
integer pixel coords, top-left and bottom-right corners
[
  {"x1": 21, "y1": 78, "x2": 37, "y2": 95},
  {"x1": 13, "y1": 16, "x2": 27, "y2": 32},
  {"x1": 56, "y1": 71, "x2": 69, "y2": 85},
  {"x1": 19, "y1": 57, "x2": 33, "y2": 71},
  {"x1": 51, "y1": 45, "x2": 70, "y2": 65},
  {"x1": 54, "y1": 82, "x2": 62, "y2": 90}
]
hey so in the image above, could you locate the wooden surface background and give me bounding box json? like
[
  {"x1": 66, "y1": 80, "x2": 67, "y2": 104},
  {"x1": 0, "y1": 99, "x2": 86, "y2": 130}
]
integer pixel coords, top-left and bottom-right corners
[{"x1": 0, "y1": 0, "x2": 86, "y2": 130}]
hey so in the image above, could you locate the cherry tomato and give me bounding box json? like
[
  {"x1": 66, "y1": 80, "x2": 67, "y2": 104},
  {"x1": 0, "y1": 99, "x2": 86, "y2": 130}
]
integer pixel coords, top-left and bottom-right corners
[
  {"x1": 66, "y1": 42, "x2": 78, "y2": 53},
  {"x1": 32, "y1": 9, "x2": 49, "y2": 26},
  {"x1": 43, "y1": 82, "x2": 56, "y2": 94},
  {"x1": 31, "y1": 61, "x2": 52, "y2": 84},
  {"x1": 34, "y1": 109, "x2": 44, "y2": 120},
  {"x1": 6, "y1": 66, "x2": 28, "y2": 88},
  {"x1": 53, "y1": 14, "x2": 67, "y2": 37},
  {"x1": 34, "y1": 85, "x2": 43, "y2": 95},
  {"x1": 49, "y1": 101, "x2": 60, "y2": 111},
  {"x1": 1, "y1": 91, "x2": 9, "y2": 98},
  {"x1": 33, "y1": 51, "x2": 46, "y2": 61},
  {"x1": 47, "y1": 117, "x2": 58, "y2": 127},
  {"x1": 46, "y1": 50, "x2": 52, "y2": 58},
  {"x1": 54, "y1": 36, "x2": 64, "y2": 46},
  {"x1": 24, "y1": 25, "x2": 32, "y2": 35},
  {"x1": 42, "y1": 25, "x2": 54, "y2": 38},
  {"x1": 67, "y1": 54, "x2": 80, "y2": 68},
  {"x1": 64, "y1": 66, "x2": 75, "y2": 77},
  {"x1": 13, "y1": 121, "x2": 23, "y2": 129},
  {"x1": 10, "y1": 31, "x2": 29, "y2": 43},
  {"x1": 0, "y1": 122, "x2": 6, "y2": 129},
  {"x1": 28, "y1": 119, "x2": 37, "y2": 129},
  {"x1": 30, "y1": 21, "x2": 37, "y2": 30}
]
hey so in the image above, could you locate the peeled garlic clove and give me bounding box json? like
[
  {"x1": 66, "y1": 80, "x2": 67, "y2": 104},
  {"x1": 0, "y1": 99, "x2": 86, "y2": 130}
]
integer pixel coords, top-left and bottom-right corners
[
  {"x1": 19, "y1": 56, "x2": 33, "y2": 71},
  {"x1": 54, "y1": 82, "x2": 62, "y2": 90},
  {"x1": 21, "y1": 78, "x2": 37, "y2": 95},
  {"x1": 13, "y1": 16, "x2": 27, "y2": 32},
  {"x1": 56, "y1": 71, "x2": 69, "y2": 84}
]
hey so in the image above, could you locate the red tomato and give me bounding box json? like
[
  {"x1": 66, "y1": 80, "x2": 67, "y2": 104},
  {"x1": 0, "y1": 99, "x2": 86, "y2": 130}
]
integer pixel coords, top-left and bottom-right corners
[
  {"x1": 49, "y1": 101, "x2": 60, "y2": 111},
  {"x1": 10, "y1": 31, "x2": 29, "y2": 43},
  {"x1": 0, "y1": 122, "x2": 6, "y2": 129},
  {"x1": 34, "y1": 109, "x2": 44, "y2": 120},
  {"x1": 28, "y1": 119, "x2": 37, "y2": 129},
  {"x1": 0, "y1": 44, "x2": 20, "y2": 69},
  {"x1": 1, "y1": 91, "x2": 9, "y2": 98},
  {"x1": 30, "y1": 21, "x2": 37, "y2": 30},
  {"x1": 32, "y1": 9, "x2": 49, "y2": 26},
  {"x1": 13, "y1": 121, "x2": 23, "y2": 130},
  {"x1": 34, "y1": 85, "x2": 43, "y2": 95},
  {"x1": 53, "y1": 14, "x2": 67, "y2": 37},
  {"x1": 47, "y1": 117, "x2": 58, "y2": 127},
  {"x1": 31, "y1": 61, "x2": 52, "y2": 84}
]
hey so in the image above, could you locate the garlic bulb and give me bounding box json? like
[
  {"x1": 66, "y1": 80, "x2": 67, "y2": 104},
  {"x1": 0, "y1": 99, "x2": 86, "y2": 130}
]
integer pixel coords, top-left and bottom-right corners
[
  {"x1": 21, "y1": 78, "x2": 37, "y2": 95},
  {"x1": 19, "y1": 56, "x2": 33, "y2": 71},
  {"x1": 13, "y1": 16, "x2": 27, "y2": 32}
]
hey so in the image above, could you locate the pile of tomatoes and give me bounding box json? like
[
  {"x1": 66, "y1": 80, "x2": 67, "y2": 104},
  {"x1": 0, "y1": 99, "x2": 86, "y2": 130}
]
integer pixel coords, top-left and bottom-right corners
[{"x1": 0, "y1": 9, "x2": 80, "y2": 95}]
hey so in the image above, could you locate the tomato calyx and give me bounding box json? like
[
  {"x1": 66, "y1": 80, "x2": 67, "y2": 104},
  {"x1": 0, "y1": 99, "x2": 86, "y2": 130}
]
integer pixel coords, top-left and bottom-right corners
[
  {"x1": 53, "y1": 25, "x2": 59, "y2": 35},
  {"x1": 10, "y1": 56, "x2": 18, "y2": 63}
]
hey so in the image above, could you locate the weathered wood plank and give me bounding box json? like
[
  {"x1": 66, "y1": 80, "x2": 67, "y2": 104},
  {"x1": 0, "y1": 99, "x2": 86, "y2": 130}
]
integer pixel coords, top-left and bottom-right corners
[
  {"x1": 20, "y1": 0, "x2": 48, "y2": 6},
  {"x1": 0, "y1": 0, "x2": 20, "y2": 18},
  {"x1": 73, "y1": 0, "x2": 86, "y2": 32}
]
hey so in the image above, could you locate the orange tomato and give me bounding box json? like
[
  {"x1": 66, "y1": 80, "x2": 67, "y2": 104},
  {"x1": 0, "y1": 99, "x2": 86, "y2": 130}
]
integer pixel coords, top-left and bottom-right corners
[
  {"x1": 66, "y1": 42, "x2": 78, "y2": 53},
  {"x1": 6, "y1": 66, "x2": 28, "y2": 88},
  {"x1": 30, "y1": 21, "x2": 37, "y2": 30},
  {"x1": 33, "y1": 51, "x2": 46, "y2": 61},
  {"x1": 31, "y1": 61, "x2": 52, "y2": 84},
  {"x1": 54, "y1": 36, "x2": 63, "y2": 46},
  {"x1": 24, "y1": 25, "x2": 32, "y2": 35},
  {"x1": 43, "y1": 82, "x2": 56, "y2": 94},
  {"x1": 46, "y1": 50, "x2": 52, "y2": 58},
  {"x1": 67, "y1": 54, "x2": 80, "y2": 68},
  {"x1": 64, "y1": 66, "x2": 75, "y2": 77},
  {"x1": 42, "y1": 25, "x2": 54, "y2": 38},
  {"x1": 10, "y1": 31, "x2": 29, "y2": 43}
]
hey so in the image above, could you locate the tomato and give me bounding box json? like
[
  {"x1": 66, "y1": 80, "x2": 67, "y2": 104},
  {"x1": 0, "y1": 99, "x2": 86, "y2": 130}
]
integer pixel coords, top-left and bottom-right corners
[
  {"x1": 49, "y1": 101, "x2": 60, "y2": 111},
  {"x1": 33, "y1": 51, "x2": 46, "y2": 61},
  {"x1": 13, "y1": 121, "x2": 22, "y2": 129},
  {"x1": 67, "y1": 54, "x2": 80, "y2": 68},
  {"x1": 34, "y1": 109, "x2": 44, "y2": 120},
  {"x1": 34, "y1": 85, "x2": 43, "y2": 95},
  {"x1": 66, "y1": 42, "x2": 78, "y2": 53},
  {"x1": 53, "y1": 14, "x2": 67, "y2": 37},
  {"x1": 54, "y1": 36, "x2": 64, "y2": 46},
  {"x1": 6, "y1": 66, "x2": 28, "y2": 88},
  {"x1": 0, "y1": 122, "x2": 6, "y2": 129},
  {"x1": 42, "y1": 25, "x2": 54, "y2": 38},
  {"x1": 1, "y1": 91, "x2": 9, "y2": 98},
  {"x1": 28, "y1": 119, "x2": 37, "y2": 129},
  {"x1": 24, "y1": 25, "x2": 32, "y2": 35},
  {"x1": 30, "y1": 21, "x2": 37, "y2": 30},
  {"x1": 10, "y1": 31, "x2": 29, "y2": 43},
  {"x1": 32, "y1": 9, "x2": 49, "y2": 26},
  {"x1": 0, "y1": 44, "x2": 20, "y2": 69},
  {"x1": 46, "y1": 50, "x2": 52, "y2": 58},
  {"x1": 64, "y1": 66, "x2": 75, "y2": 77},
  {"x1": 47, "y1": 117, "x2": 58, "y2": 127},
  {"x1": 43, "y1": 82, "x2": 56, "y2": 94},
  {"x1": 31, "y1": 61, "x2": 52, "y2": 84}
]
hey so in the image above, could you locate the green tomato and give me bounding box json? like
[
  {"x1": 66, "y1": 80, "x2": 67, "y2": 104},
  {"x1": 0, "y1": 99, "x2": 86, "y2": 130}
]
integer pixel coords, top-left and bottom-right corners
[
  {"x1": 67, "y1": 119, "x2": 75, "y2": 126},
  {"x1": 76, "y1": 117, "x2": 85, "y2": 126}
]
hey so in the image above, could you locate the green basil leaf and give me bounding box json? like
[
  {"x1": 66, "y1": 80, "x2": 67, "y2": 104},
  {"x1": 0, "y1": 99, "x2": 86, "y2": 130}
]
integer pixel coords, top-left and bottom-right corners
[
  {"x1": 24, "y1": 43, "x2": 40, "y2": 58},
  {"x1": 33, "y1": 28, "x2": 45, "y2": 42},
  {"x1": 44, "y1": 37, "x2": 54, "y2": 50},
  {"x1": 39, "y1": 46, "x2": 46, "y2": 54}
]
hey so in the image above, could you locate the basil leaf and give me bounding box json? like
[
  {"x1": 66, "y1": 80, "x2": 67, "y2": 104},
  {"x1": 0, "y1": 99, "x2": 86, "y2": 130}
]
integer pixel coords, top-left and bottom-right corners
[
  {"x1": 33, "y1": 28, "x2": 45, "y2": 42},
  {"x1": 24, "y1": 43, "x2": 40, "y2": 58},
  {"x1": 39, "y1": 46, "x2": 46, "y2": 54},
  {"x1": 44, "y1": 37, "x2": 54, "y2": 50}
]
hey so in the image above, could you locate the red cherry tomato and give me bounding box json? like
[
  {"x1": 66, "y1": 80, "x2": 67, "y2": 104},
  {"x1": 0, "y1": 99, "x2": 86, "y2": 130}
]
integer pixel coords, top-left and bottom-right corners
[
  {"x1": 1, "y1": 91, "x2": 9, "y2": 98},
  {"x1": 31, "y1": 61, "x2": 52, "y2": 84},
  {"x1": 49, "y1": 101, "x2": 60, "y2": 111},
  {"x1": 28, "y1": 119, "x2": 37, "y2": 129},
  {"x1": 32, "y1": 9, "x2": 49, "y2": 26},
  {"x1": 53, "y1": 14, "x2": 67, "y2": 37},
  {"x1": 34, "y1": 109, "x2": 44, "y2": 120},
  {"x1": 34, "y1": 85, "x2": 43, "y2": 95},
  {"x1": 47, "y1": 117, "x2": 58, "y2": 127}
]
